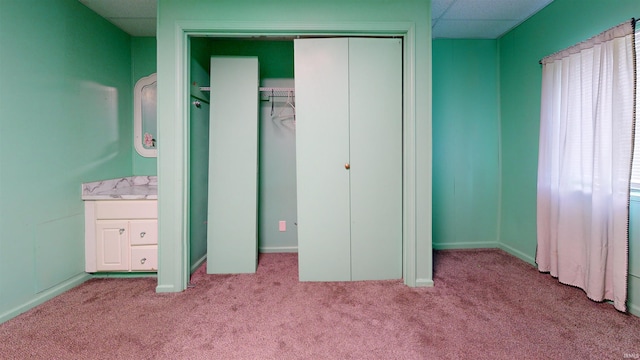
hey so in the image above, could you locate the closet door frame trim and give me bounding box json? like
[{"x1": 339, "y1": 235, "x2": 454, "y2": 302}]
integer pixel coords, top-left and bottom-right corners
[{"x1": 156, "y1": 20, "x2": 431, "y2": 292}]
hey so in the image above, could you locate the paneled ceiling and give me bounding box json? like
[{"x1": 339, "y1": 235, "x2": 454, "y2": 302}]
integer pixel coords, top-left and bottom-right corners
[
  {"x1": 79, "y1": 0, "x2": 157, "y2": 37},
  {"x1": 433, "y1": 0, "x2": 554, "y2": 38},
  {"x1": 78, "y1": 0, "x2": 554, "y2": 39}
]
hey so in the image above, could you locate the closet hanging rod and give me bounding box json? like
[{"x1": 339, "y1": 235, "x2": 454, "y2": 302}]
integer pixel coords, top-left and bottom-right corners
[{"x1": 199, "y1": 86, "x2": 294, "y2": 99}]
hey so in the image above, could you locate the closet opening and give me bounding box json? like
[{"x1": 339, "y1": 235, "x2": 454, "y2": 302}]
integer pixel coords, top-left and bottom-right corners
[
  {"x1": 187, "y1": 37, "x2": 298, "y2": 277},
  {"x1": 182, "y1": 32, "x2": 412, "y2": 286}
]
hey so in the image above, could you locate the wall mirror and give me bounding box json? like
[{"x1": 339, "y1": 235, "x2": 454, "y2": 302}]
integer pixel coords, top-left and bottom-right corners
[{"x1": 134, "y1": 73, "x2": 157, "y2": 157}]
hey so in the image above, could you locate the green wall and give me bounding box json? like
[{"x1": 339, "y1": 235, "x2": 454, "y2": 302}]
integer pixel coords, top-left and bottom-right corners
[
  {"x1": 431, "y1": 0, "x2": 640, "y2": 315},
  {"x1": 0, "y1": 0, "x2": 133, "y2": 322},
  {"x1": 132, "y1": 37, "x2": 158, "y2": 175},
  {"x1": 499, "y1": 0, "x2": 640, "y2": 262},
  {"x1": 629, "y1": 200, "x2": 640, "y2": 316},
  {"x1": 0, "y1": 0, "x2": 635, "y2": 323},
  {"x1": 208, "y1": 40, "x2": 295, "y2": 79},
  {"x1": 498, "y1": 0, "x2": 640, "y2": 314},
  {"x1": 432, "y1": 39, "x2": 500, "y2": 250}
]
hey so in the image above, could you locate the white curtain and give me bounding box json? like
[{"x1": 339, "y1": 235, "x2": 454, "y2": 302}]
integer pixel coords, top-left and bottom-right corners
[{"x1": 537, "y1": 20, "x2": 635, "y2": 312}]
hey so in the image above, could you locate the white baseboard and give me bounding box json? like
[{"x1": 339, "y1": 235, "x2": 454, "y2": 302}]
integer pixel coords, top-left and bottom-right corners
[
  {"x1": 0, "y1": 273, "x2": 91, "y2": 324},
  {"x1": 432, "y1": 241, "x2": 499, "y2": 250}
]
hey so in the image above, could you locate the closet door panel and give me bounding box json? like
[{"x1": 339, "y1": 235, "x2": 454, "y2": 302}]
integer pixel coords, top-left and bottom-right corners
[
  {"x1": 295, "y1": 38, "x2": 351, "y2": 281},
  {"x1": 348, "y1": 38, "x2": 403, "y2": 280},
  {"x1": 207, "y1": 57, "x2": 259, "y2": 274}
]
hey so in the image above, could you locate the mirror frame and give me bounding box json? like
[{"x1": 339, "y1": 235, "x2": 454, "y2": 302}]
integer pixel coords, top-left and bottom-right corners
[{"x1": 134, "y1": 73, "x2": 158, "y2": 157}]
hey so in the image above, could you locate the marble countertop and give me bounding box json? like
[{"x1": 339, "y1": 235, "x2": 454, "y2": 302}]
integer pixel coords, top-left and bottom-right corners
[{"x1": 82, "y1": 176, "x2": 157, "y2": 200}]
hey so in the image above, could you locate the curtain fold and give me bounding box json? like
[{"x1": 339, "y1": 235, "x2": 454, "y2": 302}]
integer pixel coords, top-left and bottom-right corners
[{"x1": 537, "y1": 20, "x2": 635, "y2": 312}]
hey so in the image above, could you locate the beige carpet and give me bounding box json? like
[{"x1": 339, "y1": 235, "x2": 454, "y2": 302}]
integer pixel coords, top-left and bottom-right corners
[{"x1": 0, "y1": 249, "x2": 639, "y2": 359}]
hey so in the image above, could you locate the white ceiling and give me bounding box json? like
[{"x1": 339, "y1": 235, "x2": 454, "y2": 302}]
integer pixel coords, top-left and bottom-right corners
[
  {"x1": 79, "y1": 0, "x2": 157, "y2": 37},
  {"x1": 78, "y1": 0, "x2": 554, "y2": 39},
  {"x1": 432, "y1": 0, "x2": 554, "y2": 38}
]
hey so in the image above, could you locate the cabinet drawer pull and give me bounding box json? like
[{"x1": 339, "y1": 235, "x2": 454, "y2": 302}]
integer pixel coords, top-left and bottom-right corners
[
  {"x1": 140, "y1": 231, "x2": 146, "y2": 238},
  {"x1": 119, "y1": 228, "x2": 125, "y2": 235},
  {"x1": 140, "y1": 257, "x2": 147, "y2": 264}
]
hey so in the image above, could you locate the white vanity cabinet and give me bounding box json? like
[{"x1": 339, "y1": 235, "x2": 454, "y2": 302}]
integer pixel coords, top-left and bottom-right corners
[{"x1": 85, "y1": 200, "x2": 158, "y2": 272}]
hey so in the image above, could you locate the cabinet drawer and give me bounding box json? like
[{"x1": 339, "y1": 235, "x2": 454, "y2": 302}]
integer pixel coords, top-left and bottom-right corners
[
  {"x1": 130, "y1": 220, "x2": 158, "y2": 245},
  {"x1": 95, "y1": 200, "x2": 157, "y2": 220},
  {"x1": 130, "y1": 246, "x2": 158, "y2": 271}
]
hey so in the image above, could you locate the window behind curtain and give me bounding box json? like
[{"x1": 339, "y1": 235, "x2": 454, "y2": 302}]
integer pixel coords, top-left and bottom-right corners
[{"x1": 631, "y1": 28, "x2": 640, "y2": 190}]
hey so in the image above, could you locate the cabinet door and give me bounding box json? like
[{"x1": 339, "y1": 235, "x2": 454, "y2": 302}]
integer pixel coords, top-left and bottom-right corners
[
  {"x1": 207, "y1": 57, "x2": 259, "y2": 274},
  {"x1": 295, "y1": 38, "x2": 352, "y2": 281},
  {"x1": 96, "y1": 221, "x2": 129, "y2": 271}
]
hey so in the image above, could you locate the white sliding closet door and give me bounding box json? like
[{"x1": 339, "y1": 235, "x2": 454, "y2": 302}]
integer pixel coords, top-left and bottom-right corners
[
  {"x1": 348, "y1": 38, "x2": 402, "y2": 281},
  {"x1": 295, "y1": 38, "x2": 402, "y2": 282},
  {"x1": 295, "y1": 38, "x2": 352, "y2": 281},
  {"x1": 207, "y1": 57, "x2": 259, "y2": 274}
]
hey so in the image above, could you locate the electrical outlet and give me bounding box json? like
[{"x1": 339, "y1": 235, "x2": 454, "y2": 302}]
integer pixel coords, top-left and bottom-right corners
[{"x1": 279, "y1": 221, "x2": 286, "y2": 232}]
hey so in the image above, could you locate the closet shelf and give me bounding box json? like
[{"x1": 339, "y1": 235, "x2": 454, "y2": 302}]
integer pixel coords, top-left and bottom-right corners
[
  {"x1": 200, "y1": 86, "x2": 294, "y2": 94},
  {"x1": 259, "y1": 87, "x2": 294, "y2": 94}
]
